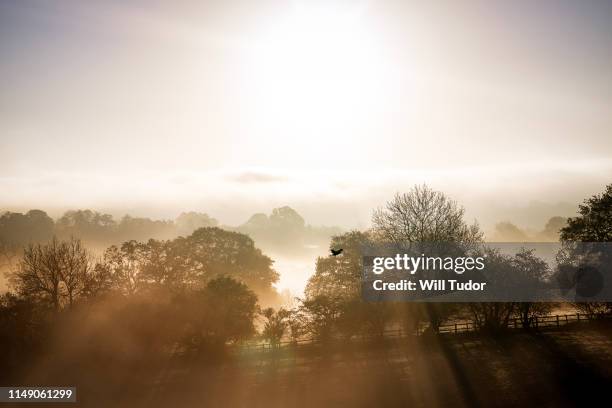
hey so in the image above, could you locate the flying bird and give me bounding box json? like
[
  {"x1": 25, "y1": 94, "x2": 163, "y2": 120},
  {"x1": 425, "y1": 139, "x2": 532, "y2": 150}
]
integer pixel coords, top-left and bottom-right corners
[{"x1": 330, "y1": 248, "x2": 343, "y2": 256}]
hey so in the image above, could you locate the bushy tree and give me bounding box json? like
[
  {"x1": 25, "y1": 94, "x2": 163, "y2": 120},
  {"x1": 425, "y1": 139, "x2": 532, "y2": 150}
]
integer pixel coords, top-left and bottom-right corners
[
  {"x1": 558, "y1": 184, "x2": 612, "y2": 314},
  {"x1": 300, "y1": 295, "x2": 344, "y2": 343},
  {"x1": 55, "y1": 210, "x2": 116, "y2": 243},
  {"x1": 183, "y1": 276, "x2": 258, "y2": 349},
  {"x1": 305, "y1": 231, "x2": 371, "y2": 300},
  {"x1": 178, "y1": 227, "x2": 279, "y2": 295},
  {"x1": 260, "y1": 307, "x2": 291, "y2": 348},
  {"x1": 560, "y1": 184, "x2": 612, "y2": 242},
  {"x1": 512, "y1": 248, "x2": 553, "y2": 328},
  {"x1": 100, "y1": 228, "x2": 279, "y2": 298},
  {"x1": 0, "y1": 210, "x2": 54, "y2": 246},
  {"x1": 468, "y1": 249, "x2": 515, "y2": 332}
]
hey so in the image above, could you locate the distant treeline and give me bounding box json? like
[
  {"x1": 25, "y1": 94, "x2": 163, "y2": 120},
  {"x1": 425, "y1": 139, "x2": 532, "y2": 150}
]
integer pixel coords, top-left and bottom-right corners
[
  {"x1": 0, "y1": 206, "x2": 341, "y2": 252},
  {"x1": 0, "y1": 209, "x2": 215, "y2": 248},
  {"x1": 489, "y1": 216, "x2": 567, "y2": 242}
]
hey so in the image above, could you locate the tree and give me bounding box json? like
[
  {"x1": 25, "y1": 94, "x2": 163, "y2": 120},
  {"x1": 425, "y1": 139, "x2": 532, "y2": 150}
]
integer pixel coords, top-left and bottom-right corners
[
  {"x1": 512, "y1": 249, "x2": 553, "y2": 328},
  {"x1": 260, "y1": 307, "x2": 291, "y2": 348},
  {"x1": 55, "y1": 210, "x2": 116, "y2": 244},
  {"x1": 179, "y1": 227, "x2": 279, "y2": 295},
  {"x1": 372, "y1": 185, "x2": 482, "y2": 245},
  {"x1": 305, "y1": 231, "x2": 371, "y2": 300},
  {"x1": 558, "y1": 184, "x2": 612, "y2": 313},
  {"x1": 300, "y1": 295, "x2": 344, "y2": 343},
  {"x1": 269, "y1": 206, "x2": 305, "y2": 230},
  {"x1": 102, "y1": 241, "x2": 145, "y2": 295},
  {"x1": 573, "y1": 302, "x2": 612, "y2": 319},
  {"x1": 0, "y1": 241, "x2": 20, "y2": 273},
  {"x1": 468, "y1": 249, "x2": 516, "y2": 333},
  {"x1": 0, "y1": 210, "x2": 54, "y2": 246},
  {"x1": 100, "y1": 228, "x2": 279, "y2": 298},
  {"x1": 372, "y1": 185, "x2": 482, "y2": 332},
  {"x1": 175, "y1": 212, "x2": 218, "y2": 237},
  {"x1": 304, "y1": 231, "x2": 395, "y2": 339},
  {"x1": 10, "y1": 237, "x2": 103, "y2": 310},
  {"x1": 116, "y1": 215, "x2": 175, "y2": 242},
  {"x1": 183, "y1": 276, "x2": 258, "y2": 350},
  {"x1": 561, "y1": 184, "x2": 612, "y2": 242},
  {"x1": 0, "y1": 292, "x2": 46, "y2": 372}
]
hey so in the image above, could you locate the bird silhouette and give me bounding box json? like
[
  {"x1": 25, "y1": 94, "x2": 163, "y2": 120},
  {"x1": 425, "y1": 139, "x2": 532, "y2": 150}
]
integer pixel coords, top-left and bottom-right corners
[{"x1": 330, "y1": 248, "x2": 343, "y2": 256}]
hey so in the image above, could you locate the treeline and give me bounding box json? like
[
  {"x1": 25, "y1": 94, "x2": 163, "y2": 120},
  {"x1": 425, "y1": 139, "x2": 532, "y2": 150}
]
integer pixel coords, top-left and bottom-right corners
[
  {"x1": 0, "y1": 207, "x2": 341, "y2": 256},
  {"x1": 233, "y1": 206, "x2": 342, "y2": 255},
  {"x1": 0, "y1": 210, "x2": 218, "y2": 249},
  {"x1": 490, "y1": 216, "x2": 567, "y2": 242}
]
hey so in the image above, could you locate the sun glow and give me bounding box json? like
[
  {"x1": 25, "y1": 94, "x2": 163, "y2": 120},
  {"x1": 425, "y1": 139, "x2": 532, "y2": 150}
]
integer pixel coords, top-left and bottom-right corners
[{"x1": 243, "y1": 1, "x2": 395, "y2": 150}]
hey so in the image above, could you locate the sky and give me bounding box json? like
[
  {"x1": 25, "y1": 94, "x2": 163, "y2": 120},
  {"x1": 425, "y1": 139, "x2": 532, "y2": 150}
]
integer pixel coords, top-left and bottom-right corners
[{"x1": 1, "y1": 0, "x2": 611, "y2": 230}]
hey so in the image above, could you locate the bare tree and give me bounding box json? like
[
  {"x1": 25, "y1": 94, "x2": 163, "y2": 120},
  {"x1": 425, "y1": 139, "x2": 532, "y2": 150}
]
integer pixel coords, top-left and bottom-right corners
[
  {"x1": 57, "y1": 238, "x2": 94, "y2": 307},
  {"x1": 10, "y1": 237, "x2": 100, "y2": 310},
  {"x1": 372, "y1": 185, "x2": 482, "y2": 245},
  {"x1": 372, "y1": 185, "x2": 482, "y2": 332}
]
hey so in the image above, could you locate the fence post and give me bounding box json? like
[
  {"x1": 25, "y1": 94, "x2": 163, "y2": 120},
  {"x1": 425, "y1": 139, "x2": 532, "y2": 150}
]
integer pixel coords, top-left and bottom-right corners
[
  {"x1": 565, "y1": 314, "x2": 568, "y2": 323},
  {"x1": 556, "y1": 315, "x2": 560, "y2": 327},
  {"x1": 577, "y1": 313, "x2": 580, "y2": 322},
  {"x1": 455, "y1": 323, "x2": 457, "y2": 334},
  {"x1": 513, "y1": 318, "x2": 517, "y2": 329},
  {"x1": 535, "y1": 316, "x2": 538, "y2": 329}
]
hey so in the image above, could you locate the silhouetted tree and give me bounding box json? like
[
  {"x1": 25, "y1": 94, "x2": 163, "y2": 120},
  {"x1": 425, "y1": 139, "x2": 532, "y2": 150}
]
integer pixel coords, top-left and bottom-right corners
[
  {"x1": 469, "y1": 249, "x2": 516, "y2": 332},
  {"x1": 305, "y1": 231, "x2": 371, "y2": 300},
  {"x1": 55, "y1": 210, "x2": 116, "y2": 244},
  {"x1": 0, "y1": 210, "x2": 54, "y2": 246},
  {"x1": 10, "y1": 237, "x2": 104, "y2": 310},
  {"x1": 561, "y1": 184, "x2": 612, "y2": 242},
  {"x1": 372, "y1": 185, "x2": 482, "y2": 332},
  {"x1": 304, "y1": 231, "x2": 395, "y2": 339},
  {"x1": 0, "y1": 241, "x2": 20, "y2": 273},
  {"x1": 287, "y1": 309, "x2": 306, "y2": 345},
  {"x1": 260, "y1": 307, "x2": 291, "y2": 348},
  {"x1": 178, "y1": 227, "x2": 279, "y2": 295},
  {"x1": 300, "y1": 295, "x2": 344, "y2": 343},
  {"x1": 512, "y1": 248, "x2": 553, "y2": 328},
  {"x1": 0, "y1": 292, "x2": 47, "y2": 375},
  {"x1": 558, "y1": 184, "x2": 612, "y2": 315},
  {"x1": 573, "y1": 302, "x2": 612, "y2": 319},
  {"x1": 183, "y1": 276, "x2": 258, "y2": 350},
  {"x1": 372, "y1": 185, "x2": 482, "y2": 245},
  {"x1": 101, "y1": 228, "x2": 279, "y2": 298},
  {"x1": 102, "y1": 241, "x2": 145, "y2": 295}
]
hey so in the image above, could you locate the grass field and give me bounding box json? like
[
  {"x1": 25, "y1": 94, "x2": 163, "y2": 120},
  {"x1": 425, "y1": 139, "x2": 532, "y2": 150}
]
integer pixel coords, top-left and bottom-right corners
[{"x1": 139, "y1": 322, "x2": 612, "y2": 408}]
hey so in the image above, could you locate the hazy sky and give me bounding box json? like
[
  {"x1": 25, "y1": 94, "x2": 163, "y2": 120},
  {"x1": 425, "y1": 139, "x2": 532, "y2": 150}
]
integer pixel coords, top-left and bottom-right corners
[{"x1": 1, "y1": 0, "x2": 611, "y2": 229}]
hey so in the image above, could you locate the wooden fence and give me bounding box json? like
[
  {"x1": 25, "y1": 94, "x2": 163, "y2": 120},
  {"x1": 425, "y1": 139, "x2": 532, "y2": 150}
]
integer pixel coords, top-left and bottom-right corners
[
  {"x1": 238, "y1": 312, "x2": 609, "y2": 353},
  {"x1": 437, "y1": 313, "x2": 594, "y2": 334}
]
